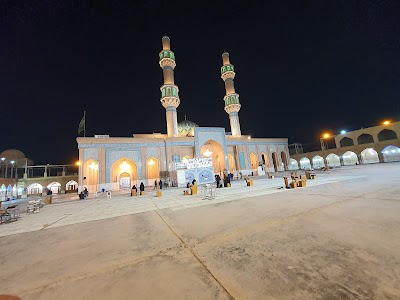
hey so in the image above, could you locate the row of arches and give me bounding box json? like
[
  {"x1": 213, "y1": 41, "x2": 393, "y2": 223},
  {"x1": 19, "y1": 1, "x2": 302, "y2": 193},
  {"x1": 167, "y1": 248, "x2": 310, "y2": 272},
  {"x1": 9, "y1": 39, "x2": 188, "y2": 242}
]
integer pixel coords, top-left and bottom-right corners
[
  {"x1": 289, "y1": 145, "x2": 400, "y2": 170},
  {"x1": 339, "y1": 129, "x2": 397, "y2": 147},
  {"x1": 0, "y1": 180, "x2": 78, "y2": 197}
]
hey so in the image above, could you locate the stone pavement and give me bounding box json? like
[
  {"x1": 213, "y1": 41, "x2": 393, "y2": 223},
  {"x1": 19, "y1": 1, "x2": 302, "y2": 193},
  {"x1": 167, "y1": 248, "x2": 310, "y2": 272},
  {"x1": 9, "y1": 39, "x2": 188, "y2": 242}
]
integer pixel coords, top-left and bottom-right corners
[
  {"x1": 0, "y1": 173, "x2": 361, "y2": 237},
  {"x1": 0, "y1": 163, "x2": 399, "y2": 300}
]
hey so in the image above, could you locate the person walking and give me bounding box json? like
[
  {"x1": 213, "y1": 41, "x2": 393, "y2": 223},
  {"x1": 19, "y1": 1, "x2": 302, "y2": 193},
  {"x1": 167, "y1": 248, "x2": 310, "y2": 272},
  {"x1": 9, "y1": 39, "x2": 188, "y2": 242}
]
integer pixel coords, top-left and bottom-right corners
[
  {"x1": 154, "y1": 180, "x2": 157, "y2": 190},
  {"x1": 140, "y1": 182, "x2": 145, "y2": 195}
]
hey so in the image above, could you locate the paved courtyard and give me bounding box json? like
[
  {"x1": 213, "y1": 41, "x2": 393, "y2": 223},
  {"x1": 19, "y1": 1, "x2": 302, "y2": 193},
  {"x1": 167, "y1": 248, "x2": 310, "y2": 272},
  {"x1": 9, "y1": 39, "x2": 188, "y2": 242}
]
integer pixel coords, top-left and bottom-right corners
[{"x1": 0, "y1": 163, "x2": 399, "y2": 299}]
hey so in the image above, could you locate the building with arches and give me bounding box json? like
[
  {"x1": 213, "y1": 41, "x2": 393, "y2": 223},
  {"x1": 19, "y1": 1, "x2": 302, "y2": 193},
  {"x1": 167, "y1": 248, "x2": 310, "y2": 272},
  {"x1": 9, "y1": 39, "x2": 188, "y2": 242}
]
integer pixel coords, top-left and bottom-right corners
[
  {"x1": 289, "y1": 121, "x2": 400, "y2": 170},
  {"x1": 76, "y1": 36, "x2": 289, "y2": 193}
]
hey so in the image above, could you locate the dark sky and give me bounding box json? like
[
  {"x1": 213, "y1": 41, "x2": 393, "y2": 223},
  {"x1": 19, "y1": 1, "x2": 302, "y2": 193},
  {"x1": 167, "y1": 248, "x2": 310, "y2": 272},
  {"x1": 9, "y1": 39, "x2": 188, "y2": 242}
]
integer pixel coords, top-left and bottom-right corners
[{"x1": 1, "y1": 0, "x2": 399, "y2": 164}]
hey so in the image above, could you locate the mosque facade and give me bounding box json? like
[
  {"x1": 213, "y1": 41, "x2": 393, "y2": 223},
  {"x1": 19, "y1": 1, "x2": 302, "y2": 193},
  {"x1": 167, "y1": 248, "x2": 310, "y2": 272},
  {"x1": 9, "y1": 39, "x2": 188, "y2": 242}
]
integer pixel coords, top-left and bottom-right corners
[{"x1": 76, "y1": 37, "x2": 289, "y2": 192}]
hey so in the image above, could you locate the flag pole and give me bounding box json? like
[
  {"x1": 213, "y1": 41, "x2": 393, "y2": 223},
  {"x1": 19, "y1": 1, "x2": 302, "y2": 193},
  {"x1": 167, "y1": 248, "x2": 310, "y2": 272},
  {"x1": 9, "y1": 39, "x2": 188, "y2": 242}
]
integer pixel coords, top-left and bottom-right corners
[{"x1": 83, "y1": 111, "x2": 86, "y2": 137}]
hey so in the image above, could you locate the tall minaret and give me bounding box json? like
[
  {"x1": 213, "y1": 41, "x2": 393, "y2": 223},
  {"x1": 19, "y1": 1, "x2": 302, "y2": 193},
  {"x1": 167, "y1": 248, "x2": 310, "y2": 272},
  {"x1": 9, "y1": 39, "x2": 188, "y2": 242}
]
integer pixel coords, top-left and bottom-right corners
[
  {"x1": 221, "y1": 52, "x2": 241, "y2": 136},
  {"x1": 159, "y1": 36, "x2": 180, "y2": 137}
]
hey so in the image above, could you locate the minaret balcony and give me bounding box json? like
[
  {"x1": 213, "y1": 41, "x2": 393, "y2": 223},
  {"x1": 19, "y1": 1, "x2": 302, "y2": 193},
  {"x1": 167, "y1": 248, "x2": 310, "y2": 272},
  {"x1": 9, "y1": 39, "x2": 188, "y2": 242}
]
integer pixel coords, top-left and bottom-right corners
[
  {"x1": 224, "y1": 103, "x2": 241, "y2": 114},
  {"x1": 159, "y1": 58, "x2": 176, "y2": 69},
  {"x1": 224, "y1": 93, "x2": 240, "y2": 106},
  {"x1": 221, "y1": 70, "x2": 236, "y2": 81},
  {"x1": 160, "y1": 96, "x2": 180, "y2": 109},
  {"x1": 160, "y1": 84, "x2": 179, "y2": 98}
]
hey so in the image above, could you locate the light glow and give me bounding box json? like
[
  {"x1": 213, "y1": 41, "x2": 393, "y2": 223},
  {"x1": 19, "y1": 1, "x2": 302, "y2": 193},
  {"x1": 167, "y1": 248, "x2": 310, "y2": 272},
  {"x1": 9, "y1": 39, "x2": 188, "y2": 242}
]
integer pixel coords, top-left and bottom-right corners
[
  {"x1": 203, "y1": 149, "x2": 213, "y2": 157},
  {"x1": 322, "y1": 133, "x2": 330, "y2": 139},
  {"x1": 119, "y1": 160, "x2": 130, "y2": 171},
  {"x1": 76, "y1": 161, "x2": 81, "y2": 166},
  {"x1": 382, "y1": 120, "x2": 390, "y2": 125},
  {"x1": 148, "y1": 159, "x2": 155, "y2": 166},
  {"x1": 89, "y1": 162, "x2": 98, "y2": 170},
  {"x1": 340, "y1": 130, "x2": 347, "y2": 134},
  {"x1": 1, "y1": 157, "x2": 5, "y2": 161},
  {"x1": 10, "y1": 160, "x2": 15, "y2": 164}
]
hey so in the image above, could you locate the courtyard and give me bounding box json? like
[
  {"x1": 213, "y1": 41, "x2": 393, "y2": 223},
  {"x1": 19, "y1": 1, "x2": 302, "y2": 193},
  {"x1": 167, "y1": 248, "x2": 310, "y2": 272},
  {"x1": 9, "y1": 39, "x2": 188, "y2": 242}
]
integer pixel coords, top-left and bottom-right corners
[{"x1": 0, "y1": 163, "x2": 399, "y2": 299}]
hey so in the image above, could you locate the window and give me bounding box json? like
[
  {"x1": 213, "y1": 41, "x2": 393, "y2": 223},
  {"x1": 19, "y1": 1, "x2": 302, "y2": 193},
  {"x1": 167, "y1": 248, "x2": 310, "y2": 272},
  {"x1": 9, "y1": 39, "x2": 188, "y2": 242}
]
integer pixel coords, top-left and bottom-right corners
[
  {"x1": 162, "y1": 89, "x2": 165, "y2": 97},
  {"x1": 172, "y1": 88, "x2": 177, "y2": 96}
]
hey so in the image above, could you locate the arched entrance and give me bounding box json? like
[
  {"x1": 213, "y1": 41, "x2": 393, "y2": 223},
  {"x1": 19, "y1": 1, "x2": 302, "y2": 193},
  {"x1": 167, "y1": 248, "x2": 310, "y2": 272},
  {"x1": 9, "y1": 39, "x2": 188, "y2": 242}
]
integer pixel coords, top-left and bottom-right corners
[
  {"x1": 342, "y1": 151, "x2": 358, "y2": 166},
  {"x1": 47, "y1": 182, "x2": 61, "y2": 194},
  {"x1": 271, "y1": 152, "x2": 278, "y2": 172},
  {"x1": 147, "y1": 157, "x2": 159, "y2": 187},
  {"x1": 27, "y1": 183, "x2": 43, "y2": 195},
  {"x1": 361, "y1": 148, "x2": 379, "y2": 164},
  {"x1": 382, "y1": 145, "x2": 400, "y2": 162},
  {"x1": 326, "y1": 153, "x2": 341, "y2": 167},
  {"x1": 280, "y1": 152, "x2": 288, "y2": 171},
  {"x1": 250, "y1": 153, "x2": 258, "y2": 175},
  {"x1": 119, "y1": 172, "x2": 131, "y2": 189},
  {"x1": 66, "y1": 180, "x2": 78, "y2": 192},
  {"x1": 82, "y1": 159, "x2": 99, "y2": 193},
  {"x1": 111, "y1": 158, "x2": 137, "y2": 191},
  {"x1": 312, "y1": 155, "x2": 325, "y2": 169},
  {"x1": 288, "y1": 158, "x2": 299, "y2": 170},
  {"x1": 200, "y1": 140, "x2": 226, "y2": 175},
  {"x1": 299, "y1": 157, "x2": 311, "y2": 170}
]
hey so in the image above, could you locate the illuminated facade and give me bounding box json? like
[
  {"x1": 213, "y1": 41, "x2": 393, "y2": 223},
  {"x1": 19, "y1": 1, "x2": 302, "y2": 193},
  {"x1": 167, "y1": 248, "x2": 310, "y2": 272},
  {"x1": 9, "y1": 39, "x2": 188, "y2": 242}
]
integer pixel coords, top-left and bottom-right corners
[{"x1": 76, "y1": 36, "x2": 289, "y2": 193}]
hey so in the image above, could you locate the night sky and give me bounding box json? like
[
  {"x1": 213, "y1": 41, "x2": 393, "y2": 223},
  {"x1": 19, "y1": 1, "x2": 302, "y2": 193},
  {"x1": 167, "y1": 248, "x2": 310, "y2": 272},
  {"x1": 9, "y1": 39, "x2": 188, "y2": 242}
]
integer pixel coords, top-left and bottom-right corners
[{"x1": 1, "y1": 0, "x2": 399, "y2": 164}]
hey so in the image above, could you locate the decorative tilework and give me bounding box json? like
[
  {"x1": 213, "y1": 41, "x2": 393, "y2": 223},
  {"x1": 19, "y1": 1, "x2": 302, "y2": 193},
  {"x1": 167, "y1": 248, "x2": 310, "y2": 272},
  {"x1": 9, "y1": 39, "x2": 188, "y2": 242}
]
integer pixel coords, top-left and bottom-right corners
[
  {"x1": 79, "y1": 142, "x2": 165, "y2": 149},
  {"x1": 83, "y1": 148, "x2": 98, "y2": 161},
  {"x1": 146, "y1": 147, "x2": 159, "y2": 158},
  {"x1": 194, "y1": 127, "x2": 229, "y2": 170},
  {"x1": 106, "y1": 150, "x2": 141, "y2": 182},
  {"x1": 248, "y1": 145, "x2": 256, "y2": 153}
]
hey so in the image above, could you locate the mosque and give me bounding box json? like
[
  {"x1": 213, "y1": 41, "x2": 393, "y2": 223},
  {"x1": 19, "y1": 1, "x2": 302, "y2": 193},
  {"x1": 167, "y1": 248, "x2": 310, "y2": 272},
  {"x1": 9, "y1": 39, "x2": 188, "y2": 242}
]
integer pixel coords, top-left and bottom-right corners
[{"x1": 76, "y1": 36, "x2": 289, "y2": 192}]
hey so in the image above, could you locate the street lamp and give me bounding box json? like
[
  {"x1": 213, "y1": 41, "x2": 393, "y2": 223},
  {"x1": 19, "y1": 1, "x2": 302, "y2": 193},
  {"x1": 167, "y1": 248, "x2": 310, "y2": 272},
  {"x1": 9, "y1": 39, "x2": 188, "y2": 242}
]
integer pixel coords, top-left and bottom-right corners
[
  {"x1": 10, "y1": 160, "x2": 15, "y2": 179},
  {"x1": 320, "y1": 133, "x2": 331, "y2": 150}
]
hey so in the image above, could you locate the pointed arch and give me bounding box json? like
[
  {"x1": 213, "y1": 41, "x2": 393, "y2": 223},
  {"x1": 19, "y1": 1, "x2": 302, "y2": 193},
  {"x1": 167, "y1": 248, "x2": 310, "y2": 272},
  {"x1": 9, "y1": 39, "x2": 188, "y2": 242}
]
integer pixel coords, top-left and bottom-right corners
[
  {"x1": 288, "y1": 158, "x2": 299, "y2": 170},
  {"x1": 47, "y1": 182, "x2": 61, "y2": 194},
  {"x1": 66, "y1": 180, "x2": 78, "y2": 191},
  {"x1": 147, "y1": 157, "x2": 159, "y2": 186},
  {"x1": 200, "y1": 140, "x2": 225, "y2": 175},
  {"x1": 312, "y1": 155, "x2": 325, "y2": 169},
  {"x1": 378, "y1": 129, "x2": 397, "y2": 141},
  {"x1": 357, "y1": 134, "x2": 374, "y2": 145},
  {"x1": 340, "y1": 137, "x2": 354, "y2": 147},
  {"x1": 299, "y1": 157, "x2": 311, "y2": 170},
  {"x1": 271, "y1": 152, "x2": 279, "y2": 172},
  {"x1": 342, "y1": 151, "x2": 358, "y2": 165},
  {"x1": 326, "y1": 153, "x2": 341, "y2": 167},
  {"x1": 27, "y1": 183, "x2": 43, "y2": 195},
  {"x1": 250, "y1": 153, "x2": 258, "y2": 172},
  {"x1": 381, "y1": 145, "x2": 400, "y2": 162},
  {"x1": 228, "y1": 153, "x2": 235, "y2": 173},
  {"x1": 361, "y1": 148, "x2": 379, "y2": 164},
  {"x1": 111, "y1": 158, "x2": 138, "y2": 190}
]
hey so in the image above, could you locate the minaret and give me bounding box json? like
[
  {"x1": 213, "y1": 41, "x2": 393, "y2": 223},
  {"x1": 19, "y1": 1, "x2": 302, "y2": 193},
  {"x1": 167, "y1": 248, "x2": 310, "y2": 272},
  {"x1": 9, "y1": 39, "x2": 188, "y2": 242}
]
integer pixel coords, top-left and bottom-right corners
[
  {"x1": 159, "y1": 36, "x2": 180, "y2": 137},
  {"x1": 221, "y1": 52, "x2": 241, "y2": 136}
]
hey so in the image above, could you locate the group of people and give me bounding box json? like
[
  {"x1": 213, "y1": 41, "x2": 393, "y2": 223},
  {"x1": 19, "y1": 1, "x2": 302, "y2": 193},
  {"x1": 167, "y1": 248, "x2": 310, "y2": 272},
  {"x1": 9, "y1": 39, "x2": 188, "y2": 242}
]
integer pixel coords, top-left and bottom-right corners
[
  {"x1": 131, "y1": 182, "x2": 145, "y2": 196},
  {"x1": 79, "y1": 187, "x2": 88, "y2": 200},
  {"x1": 153, "y1": 179, "x2": 164, "y2": 190}
]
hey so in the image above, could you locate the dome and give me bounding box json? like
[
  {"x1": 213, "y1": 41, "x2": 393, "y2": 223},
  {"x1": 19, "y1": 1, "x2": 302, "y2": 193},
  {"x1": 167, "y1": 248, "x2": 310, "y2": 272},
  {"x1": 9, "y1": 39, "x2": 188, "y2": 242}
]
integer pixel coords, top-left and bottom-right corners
[
  {"x1": 0, "y1": 149, "x2": 26, "y2": 159},
  {"x1": 178, "y1": 118, "x2": 198, "y2": 137}
]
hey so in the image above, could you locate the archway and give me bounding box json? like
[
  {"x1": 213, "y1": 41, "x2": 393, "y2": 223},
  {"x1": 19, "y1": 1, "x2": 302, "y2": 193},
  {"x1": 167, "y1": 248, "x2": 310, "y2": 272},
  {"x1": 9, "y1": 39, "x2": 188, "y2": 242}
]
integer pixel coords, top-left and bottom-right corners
[
  {"x1": 361, "y1": 148, "x2": 379, "y2": 164},
  {"x1": 119, "y1": 172, "x2": 131, "y2": 189},
  {"x1": 326, "y1": 153, "x2": 341, "y2": 167},
  {"x1": 111, "y1": 158, "x2": 137, "y2": 190},
  {"x1": 288, "y1": 158, "x2": 299, "y2": 170},
  {"x1": 261, "y1": 153, "x2": 268, "y2": 169},
  {"x1": 382, "y1": 145, "x2": 400, "y2": 162},
  {"x1": 342, "y1": 151, "x2": 358, "y2": 166},
  {"x1": 312, "y1": 155, "x2": 325, "y2": 169},
  {"x1": 357, "y1": 134, "x2": 374, "y2": 145},
  {"x1": 27, "y1": 183, "x2": 43, "y2": 195},
  {"x1": 378, "y1": 129, "x2": 397, "y2": 141},
  {"x1": 250, "y1": 153, "x2": 258, "y2": 175},
  {"x1": 66, "y1": 180, "x2": 78, "y2": 192},
  {"x1": 340, "y1": 137, "x2": 354, "y2": 147},
  {"x1": 228, "y1": 154, "x2": 235, "y2": 173},
  {"x1": 147, "y1": 157, "x2": 159, "y2": 187},
  {"x1": 280, "y1": 152, "x2": 288, "y2": 171},
  {"x1": 271, "y1": 152, "x2": 279, "y2": 172},
  {"x1": 299, "y1": 157, "x2": 311, "y2": 170},
  {"x1": 83, "y1": 159, "x2": 99, "y2": 193},
  {"x1": 200, "y1": 140, "x2": 226, "y2": 175},
  {"x1": 47, "y1": 182, "x2": 61, "y2": 194}
]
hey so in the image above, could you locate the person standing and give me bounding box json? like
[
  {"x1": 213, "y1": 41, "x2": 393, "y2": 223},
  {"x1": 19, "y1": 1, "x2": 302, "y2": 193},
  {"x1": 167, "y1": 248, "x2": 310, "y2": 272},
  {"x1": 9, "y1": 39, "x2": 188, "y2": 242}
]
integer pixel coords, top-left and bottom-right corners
[
  {"x1": 159, "y1": 179, "x2": 163, "y2": 189},
  {"x1": 140, "y1": 182, "x2": 145, "y2": 195},
  {"x1": 154, "y1": 180, "x2": 157, "y2": 190}
]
